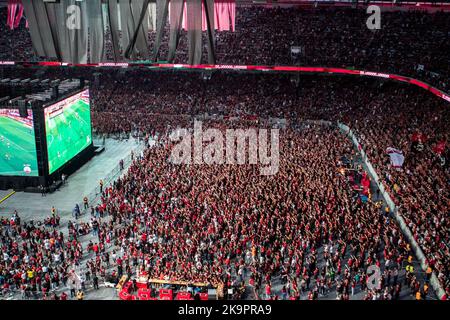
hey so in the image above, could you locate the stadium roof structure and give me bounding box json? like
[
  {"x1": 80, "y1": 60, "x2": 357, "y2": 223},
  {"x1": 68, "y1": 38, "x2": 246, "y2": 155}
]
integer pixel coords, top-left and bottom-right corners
[{"x1": 0, "y1": 77, "x2": 81, "y2": 105}]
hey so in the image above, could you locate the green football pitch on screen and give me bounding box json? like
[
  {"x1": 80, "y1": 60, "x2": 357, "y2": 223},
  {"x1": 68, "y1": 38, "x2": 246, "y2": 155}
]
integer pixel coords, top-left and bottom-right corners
[
  {"x1": 45, "y1": 92, "x2": 92, "y2": 174},
  {"x1": 0, "y1": 111, "x2": 39, "y2": 176}
]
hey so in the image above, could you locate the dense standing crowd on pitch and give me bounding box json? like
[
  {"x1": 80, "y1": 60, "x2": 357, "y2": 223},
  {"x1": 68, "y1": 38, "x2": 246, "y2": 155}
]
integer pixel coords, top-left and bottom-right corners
[
  {"x1": 97, "y1": 124, "x2": 421, "y2": 300},
  {"x1": 90, "y1": 72, "x2": 449, "y2": 297},
  {"x1": 0, "y1": 123, "x2": 435, "y2": 300}
]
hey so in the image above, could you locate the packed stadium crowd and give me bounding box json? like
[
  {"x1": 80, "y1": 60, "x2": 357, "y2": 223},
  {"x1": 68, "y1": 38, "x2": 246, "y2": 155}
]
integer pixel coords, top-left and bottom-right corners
[
  {"x1": 1, "y1": 6, "x2": 449, "y2": 90},
  {"x1": 0, "y1": 68, "x2": 448, "y2": 300},
  {"x1": 0, "y1": 123, "x2": 434, "y2": 300},
  {"x1": 0, "y1": 9, "x2": 35, "y2": 62},
  {"x1": 0, "y1": 3, "x2": 448, "y2": 302},
  {"x1": 87, "y1": 71, "x2": 450, "y2": 298},
  {"x1": 97, "y1": 125, "x2": 425, "y2": 300},
  {"x1": 314, "y1": 79, "x2": 449, "y2": 295},
  {"x1": 0, "y1": 210, "x2": 85, "y2": 299}
]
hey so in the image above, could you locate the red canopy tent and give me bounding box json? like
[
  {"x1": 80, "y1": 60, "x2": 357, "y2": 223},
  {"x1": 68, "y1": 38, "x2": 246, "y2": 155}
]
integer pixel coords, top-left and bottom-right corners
[
  {"x1": 159, "y1": 288, "x2": 173, "y2": 300},
  {"x1": 137, "y1": 288, "x2": 151, "y2": 300},
  {"x1": 175, "y1": 291, "x2": 193, "y2": 300}
]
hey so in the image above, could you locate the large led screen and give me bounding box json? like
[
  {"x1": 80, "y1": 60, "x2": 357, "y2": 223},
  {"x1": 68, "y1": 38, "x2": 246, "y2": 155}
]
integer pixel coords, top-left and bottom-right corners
[
  {"x1": 0, "y1": 109, "x2": 39, "y2": 176},
  {"x1": 44, "y1": 89, "x2": 92, "y2": 174}
]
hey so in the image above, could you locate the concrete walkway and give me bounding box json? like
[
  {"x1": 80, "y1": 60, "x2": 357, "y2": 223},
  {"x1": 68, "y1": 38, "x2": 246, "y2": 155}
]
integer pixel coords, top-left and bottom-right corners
[{"x1": 0, "y1": 138, "x2": 139, "y2": 225}]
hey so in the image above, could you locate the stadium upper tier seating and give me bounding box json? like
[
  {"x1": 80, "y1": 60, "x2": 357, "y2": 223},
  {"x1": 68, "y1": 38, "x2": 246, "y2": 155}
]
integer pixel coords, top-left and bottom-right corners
[{"x1": 0, "y1": 6, "x2": 448, "y2": 91}]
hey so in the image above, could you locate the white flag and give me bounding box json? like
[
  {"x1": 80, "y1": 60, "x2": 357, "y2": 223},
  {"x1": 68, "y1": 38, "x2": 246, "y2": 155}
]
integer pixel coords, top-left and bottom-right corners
[{"x1": 386, "y1": 147, "x2": 405, "y2": 168}]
